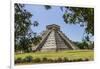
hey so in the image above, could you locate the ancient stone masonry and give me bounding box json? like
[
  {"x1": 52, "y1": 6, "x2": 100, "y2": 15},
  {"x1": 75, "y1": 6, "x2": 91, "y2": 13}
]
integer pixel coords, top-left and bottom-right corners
[{"x1": 33, "y1": 24, "x2": 79, "y2": 51}]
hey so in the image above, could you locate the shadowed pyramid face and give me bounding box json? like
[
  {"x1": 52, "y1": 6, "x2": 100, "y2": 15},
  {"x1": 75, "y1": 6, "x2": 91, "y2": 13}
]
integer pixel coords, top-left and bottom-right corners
[{"x1": 35, "y1": 24, "x2": 79, "y2": 51}]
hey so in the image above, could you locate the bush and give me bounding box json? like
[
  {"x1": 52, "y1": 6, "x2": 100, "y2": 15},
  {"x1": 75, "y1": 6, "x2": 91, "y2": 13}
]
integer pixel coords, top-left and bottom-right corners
[
  {"x1": 57, "y1": 57, "x2": 63, "y2": 62},
  {"x1": 23, "y1": 56, "x2": 33, "y2": 63},
  {"x1": 63, "y1": 57, "x2": 69, "y2": 62},
  {"x1": 15, "y1": 57, "x2": 22, "y2": 64},
  {"x1": 77, "y1": 58, "x2": 83, "y2": 61},
  {"x1": 47, "y1": 59, "x2": 54, "y2": 63},
  {"x1": 71, "y1": 58, "x2": 85, "y2": 62},
  {"x1": 15, "y1": 57, "x2": 90, "y2": 64},
  {"x1": 84, "y1": 58, "x2": 89, "y2": 61},
  {"x1": 42, "y1": 57, "x2": 48, "y2": 62},
  {"x1": 33, "y1": 58, "x2": 41, "y2": 63},
  {"x1": 54, "y1": 59, "x2": 58, "y2": 63}
]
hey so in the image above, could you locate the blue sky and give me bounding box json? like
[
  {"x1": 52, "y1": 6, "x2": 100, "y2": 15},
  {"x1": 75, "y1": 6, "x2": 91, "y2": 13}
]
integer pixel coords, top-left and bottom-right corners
[{"x1": 24, "y1": 4, "x2": 85, "y2": 42}]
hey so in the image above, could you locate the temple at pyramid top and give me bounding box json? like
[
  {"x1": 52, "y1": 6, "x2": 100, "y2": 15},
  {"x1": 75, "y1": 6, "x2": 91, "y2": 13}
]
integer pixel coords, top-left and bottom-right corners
[
  {"x1": 33, "y1": 24, "x2": 79, "y2": 52},
  {"x1": 46, "y1": 24, "x2": 60, "y2": 31}
]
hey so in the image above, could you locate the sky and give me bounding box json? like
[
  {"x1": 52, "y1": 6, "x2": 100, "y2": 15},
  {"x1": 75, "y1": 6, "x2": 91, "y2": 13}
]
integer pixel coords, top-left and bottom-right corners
[{"x1": 24, "y1": 4, "x2": 86, "y2": 42}]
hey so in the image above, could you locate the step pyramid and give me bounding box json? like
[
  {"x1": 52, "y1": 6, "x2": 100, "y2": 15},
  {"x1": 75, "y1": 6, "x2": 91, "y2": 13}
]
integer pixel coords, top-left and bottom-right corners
[{"x1": 33, "y1": 24, "x2": 79, "y2": 51}]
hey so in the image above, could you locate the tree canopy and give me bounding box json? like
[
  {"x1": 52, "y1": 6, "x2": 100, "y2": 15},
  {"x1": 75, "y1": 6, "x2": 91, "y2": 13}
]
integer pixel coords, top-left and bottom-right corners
[
  {"x1": 63, "y1": 7, "x2": 94, "y2": 36},
  {"x1": 15, "y1": 3, "x2": 40, "y2": 52}
]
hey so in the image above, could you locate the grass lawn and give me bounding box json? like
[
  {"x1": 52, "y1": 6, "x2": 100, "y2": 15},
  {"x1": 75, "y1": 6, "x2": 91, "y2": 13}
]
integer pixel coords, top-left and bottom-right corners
[{"x1": 15, "y1": 50, "x2": 94, "y2": 61}]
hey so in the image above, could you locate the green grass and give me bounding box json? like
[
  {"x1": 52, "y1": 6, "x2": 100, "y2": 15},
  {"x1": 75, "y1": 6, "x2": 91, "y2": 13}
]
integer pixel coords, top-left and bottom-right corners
[{"x1": 15, "y1": 50, "x2": 94, "y2": 60}]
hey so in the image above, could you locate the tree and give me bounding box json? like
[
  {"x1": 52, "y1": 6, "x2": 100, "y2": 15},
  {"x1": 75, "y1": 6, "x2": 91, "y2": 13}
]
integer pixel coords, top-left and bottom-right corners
[
  {"x1": 15, "y1": 3, "x2": 33, "y2": 52},
  {"x1": 15, "y1": 3, "x2": 32, "y2": 38},
  {"x1": 44, "y1": 5, "x2": 52, "y2": 10},
  {"x1": 63, "y1": 7, "x2": 94, "y2": 39},
  {"x1": 15, "y1": 3, "x2": 41, "y2": 52},
  {"x1": 73, "y1": 39, "x2": 94, "y2": 49},
  {"x1": 31, "y1": 36, "x2": 42, "y2": 46}
]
